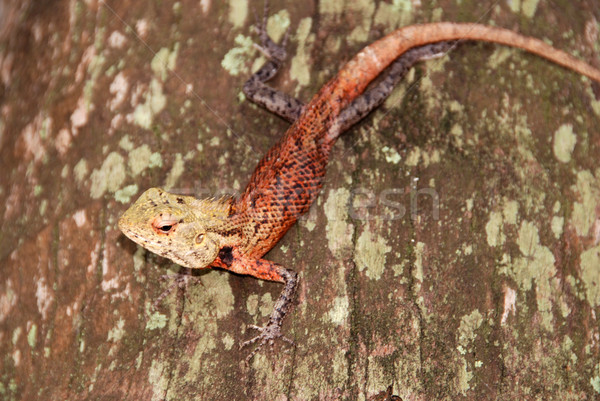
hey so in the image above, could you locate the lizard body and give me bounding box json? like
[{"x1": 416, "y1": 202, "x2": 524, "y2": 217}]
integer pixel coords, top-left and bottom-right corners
[{"x1": 119, "y1": 18, "x2": 600, "y2": 355}]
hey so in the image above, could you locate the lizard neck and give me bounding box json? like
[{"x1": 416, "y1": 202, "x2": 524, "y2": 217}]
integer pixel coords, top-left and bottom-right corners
[{"x1": 208, "y1": 213, "x2": 247, "y2": 248}]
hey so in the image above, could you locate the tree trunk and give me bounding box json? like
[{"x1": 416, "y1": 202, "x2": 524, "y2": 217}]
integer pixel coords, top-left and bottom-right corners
[{"x1": 1, "y1": 0, "x2": 599, "y2": 400}]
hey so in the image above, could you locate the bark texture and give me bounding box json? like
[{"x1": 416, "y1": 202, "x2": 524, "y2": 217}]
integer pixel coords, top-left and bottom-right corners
[{"x1": 1, "y1": 0, "x2": 599, "y2": 400}]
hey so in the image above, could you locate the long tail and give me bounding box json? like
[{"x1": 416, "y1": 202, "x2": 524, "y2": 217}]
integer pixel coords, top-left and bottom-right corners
[{"x1": 307, "y1": 22, "x2": 600, "y2": 129}]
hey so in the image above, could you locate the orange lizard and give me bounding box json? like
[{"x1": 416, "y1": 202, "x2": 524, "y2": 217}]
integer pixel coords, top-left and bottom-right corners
[{"x1": 118, "y1": 8, "x2": 600, "y2": 358}]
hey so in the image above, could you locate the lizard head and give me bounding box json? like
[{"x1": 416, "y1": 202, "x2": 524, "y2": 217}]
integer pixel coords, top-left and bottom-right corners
[{"x1": 118, "y1": 187, "x2": 234, "y2": 269}]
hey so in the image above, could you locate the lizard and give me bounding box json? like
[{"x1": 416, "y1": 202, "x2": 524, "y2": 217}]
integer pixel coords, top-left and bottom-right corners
[{"x1": 118, "y1": 6, "x2": 600, "y2": 359}]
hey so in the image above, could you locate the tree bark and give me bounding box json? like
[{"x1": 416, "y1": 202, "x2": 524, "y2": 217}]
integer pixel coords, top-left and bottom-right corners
[{"x1": 1, "y1": 0, "x2": 599, "y2": 400}]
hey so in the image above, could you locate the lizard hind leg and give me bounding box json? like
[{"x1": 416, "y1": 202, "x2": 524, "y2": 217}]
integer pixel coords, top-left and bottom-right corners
[
  {"x1": 327, "y1": 41, "x2": 458, "y2": 142},
  {"x1": 243, "y1": 1, "x2": 304, "y2": 122}
]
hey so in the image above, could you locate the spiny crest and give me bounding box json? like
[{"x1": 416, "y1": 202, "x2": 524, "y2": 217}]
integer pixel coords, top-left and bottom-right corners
[
  {"x1": 193, "y1": 195, "x2": 234, "y2": 218},
  {"x1": 133, "y1": 187, "x2": 233, "y2": 216}
]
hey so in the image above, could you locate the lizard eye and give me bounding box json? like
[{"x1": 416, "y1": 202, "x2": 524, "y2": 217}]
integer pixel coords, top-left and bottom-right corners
[
  {"x1": 195, "y1": 233, "x2": 205, "y2": 244},
  {"x1": 151, "y1": 214, "x2": 179, "y2": 235},
  {"x1": 158, "y1": 224, "x2": 173, "y2": 233}
]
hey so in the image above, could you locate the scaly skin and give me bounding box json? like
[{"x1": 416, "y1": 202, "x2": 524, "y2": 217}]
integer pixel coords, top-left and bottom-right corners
[{"x1": 118, "y1": 21, "x2": 600, "y2": 356}]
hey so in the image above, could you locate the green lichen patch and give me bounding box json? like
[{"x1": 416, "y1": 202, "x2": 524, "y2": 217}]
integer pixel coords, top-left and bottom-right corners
[
  {"x1": 266, "y1": 8, "x2": 290, "y2": 44},
  {"x1": 164, "y1": 153, "x2": 184, "y2": 190},
  {"x1": 246, "y1": 293, "x2": 259, "y2": 317},
  {"x1": 326, "y1": 295, "x2": 349, "y2": 326},
  {"x1": 174, "y1": 273, "x2": 235, "y2": 384},
  {"x1": 131, "y1": 78, "x2": 167, "y2": 130},
  {"x1": 128, "y1": 144, "x2": 152, "y2": 176},
  {"x1": 222, "y1": 333, "x2": 235, "y2": 351},
  {"x1": 114, "y1": 184, "x2": 138, "y2": 204},
  {"x1": 457, "y1": 309, "x2": 484, "y2": 349},
  {"x1": 381, "y1": 146, "x2": 401, "y2": 164},
  {"x1": 450, "y1": 123, "x2": 465, "y2": 148},
  {"x1": 486, "y1": 199, "x2": 520, "y2": 247},
  {"x1": 551, "y1": 216, "x2": 564, "y2": 239},
  {"x1": 553, "y1": 124, "x2": 577, "y2": 163},
  {"x1": 221, "y1": 34, "x2": 255, "y2": 77},
  {"x1": 148, "y1": 153, "x2": 163, "y2": 169},
  {"x1": 324, "y1": 188, "x2": 354, "y2": 259},
  {"x1": 457, "y1": 358, "x2": 473, "y2": 395},
  {"x1": 227, "y1": 0, "x2": 248, "y2": 29},
  {"x1": 39, "y1": 200, "x2": 47, "y2": 217},
  {"x1": 89, "y1": 152, "x2": 126, "y2": 198},
  {"x1": 488, "y1": 47, "x2": 516, "y2": 70},
  {"x1": 404, "y1": 147, "x2": 421, "y2": 167},
  {"x1": 132, "y1": 247, "x2": 146, "y2": 275},
  {"x1": 188, "y1": 271, "x2": 235, "y2": 319},
  {"x1": 515, "y1": 222, "x2": 555, "y2": 287},
  {"x1": 145, "y1": 312, "x2": 167, "y2": 330},
  {"x1": 503, "y1": 199, "x2": 519, "y2": 225},
  {"x1": 118, "y1": 135, "x2": 134, "y2": 151},
  {"x1": 354, "y1": 225, "x2": 392, "y2": 280},
  {"x1": 485, "y1": 211, "x2": 505, "y2": 247},
  {"x1": 258, "y1": 293, "x2": 274, "y2": 318},
  {"x1": 413, "y1": 241, "x2": 425, "y2": 284},
  {"x1": 580, "y1": 245, "x2": 600, "y2": 307},
  {"x1": 27, "y1": 324, "x2": 37, "y2": 348},
  {"x1": 373, "y1": 0, "x2": 414, "y2": 29},
  {"x1": 510, "y1": 221, "x2": 557, "y2": 330},
  {"x1": 106, "y1": 318, "x2": 125, "y2": 342},
  {"x1": 74, "y1": 159, "x2": 88, "y2": 183},
  {"x1": 591, "y1": 363, "x2": 600, "y2": 394},
  {"x1": 346, "y1": 1, "x2": 375, "y2": 44},
  {"x1": 148, "y1": 359, "x2": 168, "y2": 401},
  {"x1": 290, "y1": 17, "x2": 314, "y2": 89},
  {"x1": 570, "y1": 169, "x2": 600, "y2": 236},
  {"x1": 151, "y1": 44, "x2": 179, "y2": 82},
  {"x1": 507, "y1": 0, "x2": 541, "y2": 18}
]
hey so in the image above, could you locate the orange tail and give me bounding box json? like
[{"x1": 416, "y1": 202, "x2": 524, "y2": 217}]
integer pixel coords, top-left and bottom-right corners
[{"x1": 322, "y1": 22, "x2": 600, "y2": 111}]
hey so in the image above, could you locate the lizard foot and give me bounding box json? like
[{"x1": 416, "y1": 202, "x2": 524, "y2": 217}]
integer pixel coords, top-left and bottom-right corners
[
  {"x1": 251, "y1": 0, "x2": 289, "y2": 63},
  {"x1": 153, "y1": 268, "x2": 202, "y2": 309},
  {"x1": 241, "y1": 320, "x2": 294, "y2": 362}
]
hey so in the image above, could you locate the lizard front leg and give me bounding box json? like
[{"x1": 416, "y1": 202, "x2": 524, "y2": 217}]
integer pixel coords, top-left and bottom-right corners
[
  {"x1": 213, "y1": 247, "x2": 299, "y2": 360},
  {"x1": 242, "y1": 264, "x2": 298, "y2": 362}
]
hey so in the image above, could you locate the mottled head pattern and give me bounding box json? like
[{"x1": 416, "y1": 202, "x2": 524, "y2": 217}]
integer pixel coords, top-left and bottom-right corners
[{"x1": 118, "y1": 188, "x2": 237, "y2": 269}]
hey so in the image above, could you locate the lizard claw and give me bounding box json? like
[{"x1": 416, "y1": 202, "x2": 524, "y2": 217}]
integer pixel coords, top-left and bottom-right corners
[
  {"x1": 250, "y1": 0, "x2": 288, "y2": 63},
  {"x1": 241, "y1": 321, "x2": 294, "y2": 362}
]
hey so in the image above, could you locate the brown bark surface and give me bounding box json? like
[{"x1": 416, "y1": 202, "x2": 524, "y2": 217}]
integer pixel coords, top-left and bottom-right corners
[{"x1": 1, "y1": 1, "x2": 599, "y2": 400}]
